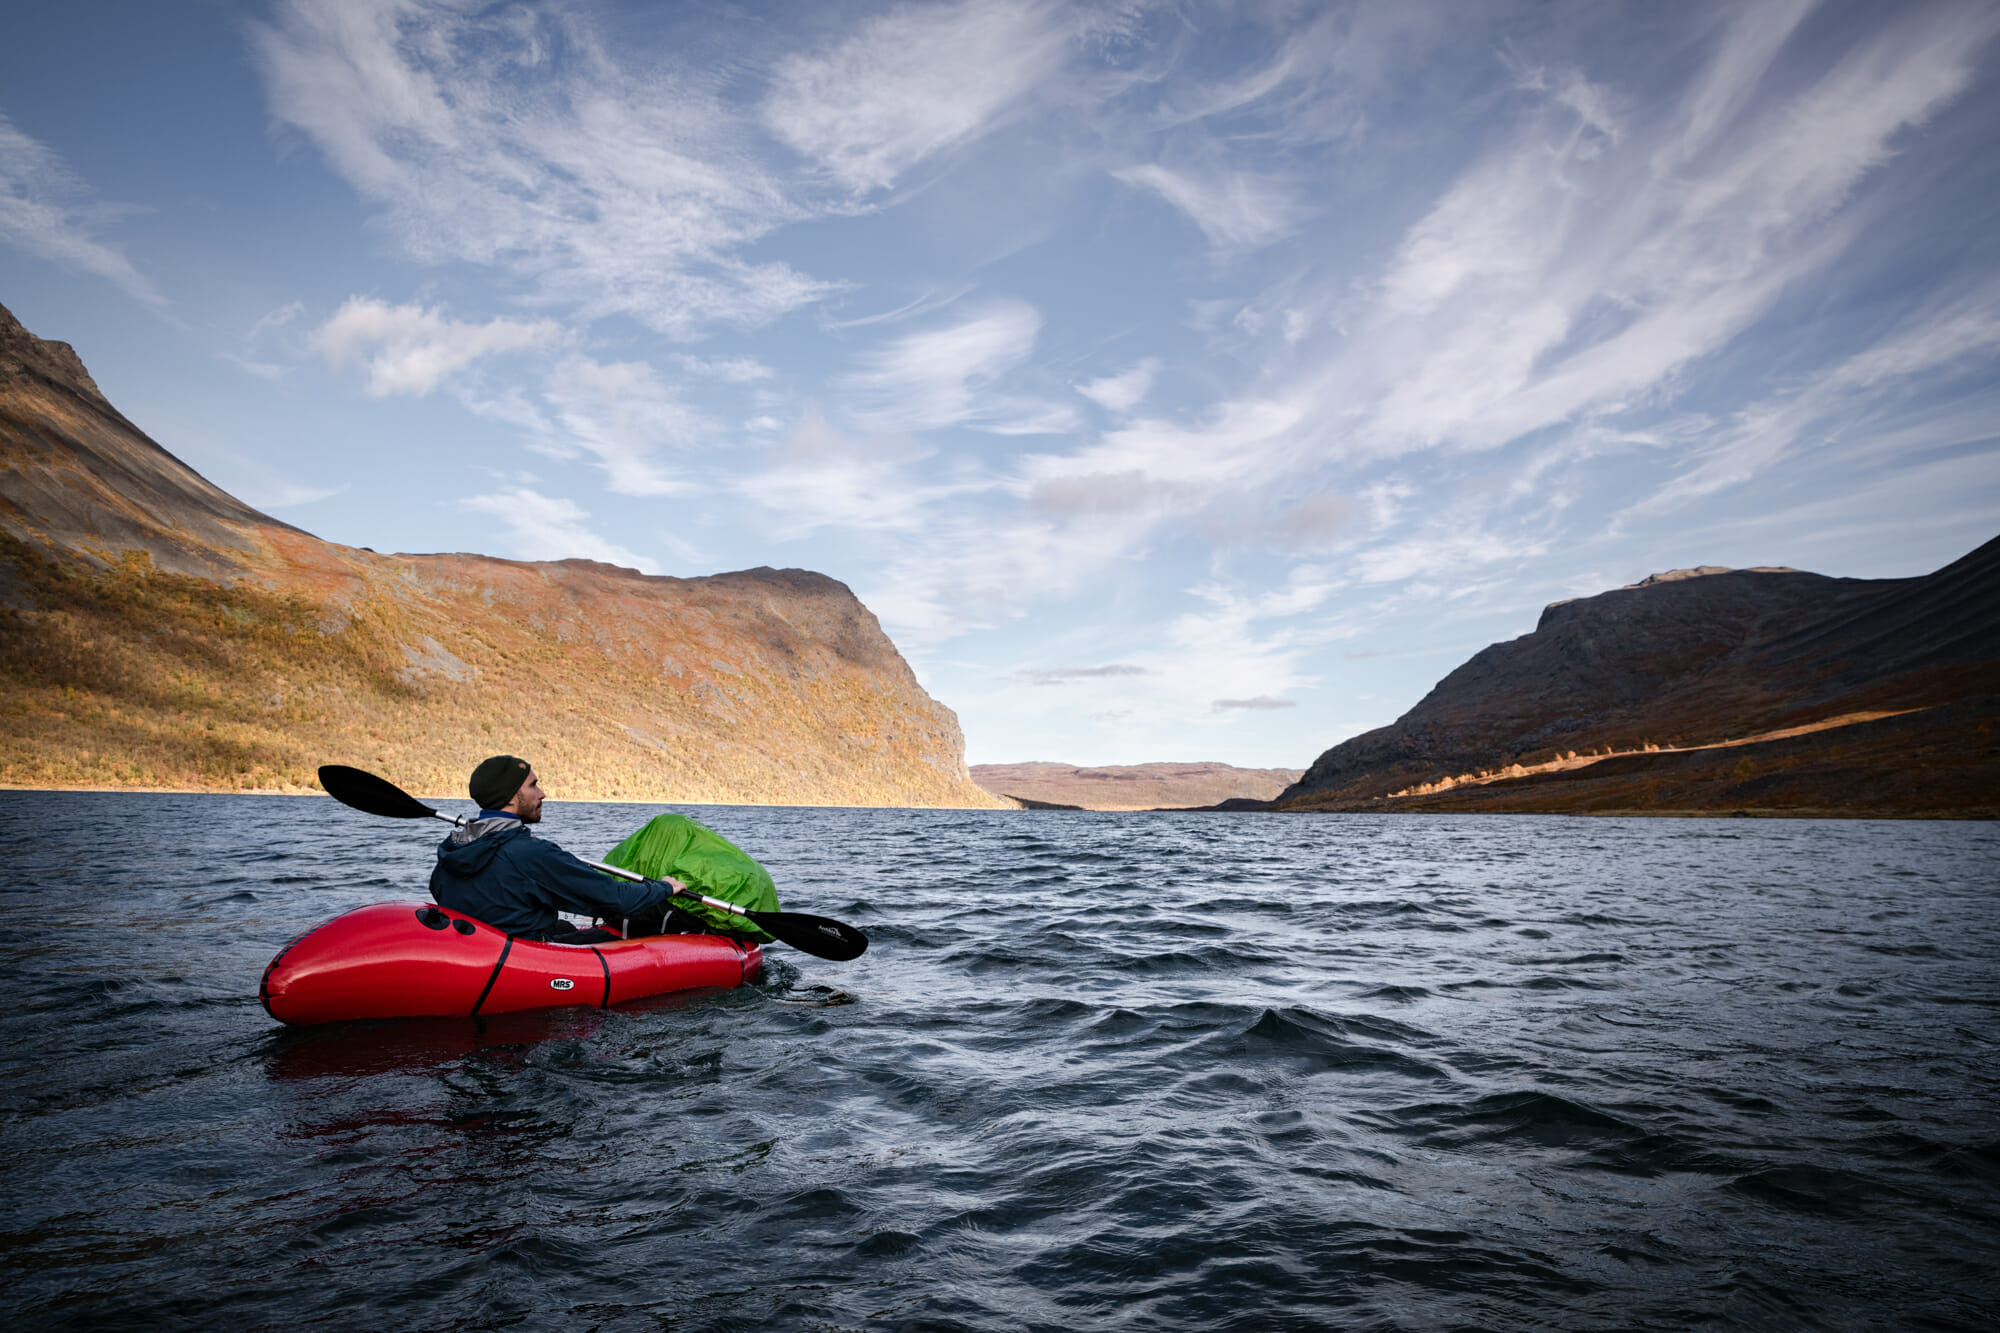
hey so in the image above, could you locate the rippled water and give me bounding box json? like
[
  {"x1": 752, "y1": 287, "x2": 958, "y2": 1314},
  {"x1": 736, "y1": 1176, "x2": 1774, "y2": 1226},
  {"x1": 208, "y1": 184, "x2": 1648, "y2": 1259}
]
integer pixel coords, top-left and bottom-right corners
[{"x1": 2, "y1": 792, "x2": 1996, "y2": 1330}]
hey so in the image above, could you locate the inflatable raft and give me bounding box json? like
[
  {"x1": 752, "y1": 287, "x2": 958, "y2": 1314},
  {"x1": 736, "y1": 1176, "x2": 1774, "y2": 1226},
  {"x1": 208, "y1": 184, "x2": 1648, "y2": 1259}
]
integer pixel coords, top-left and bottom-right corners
[{"x1": 261, "y1": 902, "x2": 762, "y2": 1025}]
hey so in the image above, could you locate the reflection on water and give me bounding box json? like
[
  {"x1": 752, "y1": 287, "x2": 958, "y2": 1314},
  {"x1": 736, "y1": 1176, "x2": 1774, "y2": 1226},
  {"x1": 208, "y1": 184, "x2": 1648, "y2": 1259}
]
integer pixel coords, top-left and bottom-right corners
[{"x1": 1, "y1": 791, "x2": 1996, "y2": 1330}]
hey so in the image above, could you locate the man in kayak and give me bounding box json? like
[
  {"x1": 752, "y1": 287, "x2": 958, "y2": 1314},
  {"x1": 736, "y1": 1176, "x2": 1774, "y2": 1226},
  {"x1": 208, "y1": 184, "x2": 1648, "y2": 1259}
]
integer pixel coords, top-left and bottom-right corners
[{"x1": 430, "y1": 755, "x2": 694, "y2": 943}]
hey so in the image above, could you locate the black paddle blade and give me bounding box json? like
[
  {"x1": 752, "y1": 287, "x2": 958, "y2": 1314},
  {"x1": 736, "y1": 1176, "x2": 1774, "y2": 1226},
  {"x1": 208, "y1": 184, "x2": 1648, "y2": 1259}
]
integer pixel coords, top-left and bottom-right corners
[
  {"x1": 319, "y1": 765, "x2": 439, "y2": 820},
  {"x1": 750, "y1": 910, "x2": 869, "y2": 962}
]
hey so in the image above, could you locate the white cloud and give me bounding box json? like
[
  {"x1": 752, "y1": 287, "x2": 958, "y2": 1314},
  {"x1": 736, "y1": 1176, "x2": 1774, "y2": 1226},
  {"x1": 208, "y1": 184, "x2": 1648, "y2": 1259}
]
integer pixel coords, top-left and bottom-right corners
[
  {"x1": 220, "y1": 353, "x2": 288, "y2": 380},
  {"x1": 1029, "y1": 390, "x2": 1313, "y2": 496},
  {"x1": 313, "y1": 296, "x2": 560, "y2": 396},
  {"x1": 1141, "y1": 3, "x2": 1431, "y2": 144},
  {"x1": 1104, "y1": 570, "x2": 1334, "y2": 726},
  {"x1": 223, "y1": 300, "x2": 310, "y2": 379},
  {"x1": 840, "y1": 300, "x2": 1048, "y2": 431},
  {"x1": 763, "y1": 0, "x2": 1071, "y2": 193},
  {"x1": 839, "y1": 383, "x2": 1330, "y2": 652},
  {"x1": 1354, "y1": 2, "x2": 1995, "y2": 457},
  {"x1": 460, "y1": 487, "x2": 661, "y2": 574},
  {"x1": 0, "y1": 113, "x2": 161, "y2": 304},
  {"x1": 248, "y1": 300, "x2": 306, "y2": 342},
  {"x1": 859, "y1": 497, "x2": 1158, "y2": 649},
  {"x1": 1629, "y1": 291, "x2": 2000, "y2": 517},
  {"x1": 739, "y1": 408, "x2": 976, "y2": 538},
  {"x1": 677, "y1": 354, "x2": 774, "y2": 383},
  {"x1": 1648, "y1": 446, "x2": 2000, "y2": 571},
  {"x1": 1113, "y1": 164, "x2": 1303, "y2": 250},
  {"x1": 1350, "y1": 519, "x2": 1550, "y2": 586},
  {"x1": 252, "y1": 0, "x2": 833, "y2": 336},
  {"x1": 536, "y1": 356, "x2": 702, "y2": 497},
  {"x1": 1077, "y1": 358, "x2": 1158, "y2": 413},
  {"x1": 456, "y1": 353, "x2": 709, "y2": 499}
]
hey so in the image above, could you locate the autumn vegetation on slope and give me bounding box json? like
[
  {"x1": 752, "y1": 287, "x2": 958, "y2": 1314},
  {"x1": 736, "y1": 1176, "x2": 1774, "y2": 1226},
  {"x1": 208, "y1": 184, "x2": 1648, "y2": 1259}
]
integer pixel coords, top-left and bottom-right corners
[
  {"x1": 0, "y1": 524, "x2": 999, "y2": 805},
  {"x1": 1275, "y1": 542, "x2": 2000, "y2": 819},
  {"x1": 0, "y1": 299, "x2": 999, "y2": 807}
]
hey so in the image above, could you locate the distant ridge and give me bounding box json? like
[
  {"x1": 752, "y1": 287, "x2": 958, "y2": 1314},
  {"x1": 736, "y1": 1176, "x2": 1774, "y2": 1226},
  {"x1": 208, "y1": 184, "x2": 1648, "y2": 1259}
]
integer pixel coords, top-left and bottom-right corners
[
  {"x1": 973, "y1": 761, "x2": 1303, "y2": 811},
  {"x1": 1278, "y1": 544, "x2": 2000, "y2": 818},
  {"x1": 0, "y1": 299, "x2": 1003, "y2": 807}
]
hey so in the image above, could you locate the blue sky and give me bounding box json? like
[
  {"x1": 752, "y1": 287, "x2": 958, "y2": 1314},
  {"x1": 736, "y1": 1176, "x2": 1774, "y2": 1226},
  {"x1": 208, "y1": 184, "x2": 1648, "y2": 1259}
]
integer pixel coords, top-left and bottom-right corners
[{"x1": 4, "y1": 1, "x2": 1997, "y2": 769}]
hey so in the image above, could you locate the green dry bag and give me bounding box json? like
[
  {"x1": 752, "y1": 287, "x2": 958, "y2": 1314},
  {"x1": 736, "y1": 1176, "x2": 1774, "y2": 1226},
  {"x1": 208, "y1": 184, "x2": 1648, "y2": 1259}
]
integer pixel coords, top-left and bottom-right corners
[{"x1": 601, "y1": 813, "x2": 780, "y2": 942}]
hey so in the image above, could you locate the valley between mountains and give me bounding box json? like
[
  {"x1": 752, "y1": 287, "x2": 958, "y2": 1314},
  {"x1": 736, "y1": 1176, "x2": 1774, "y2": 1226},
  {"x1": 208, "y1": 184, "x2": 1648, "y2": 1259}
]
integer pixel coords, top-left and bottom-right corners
[{"x1": 4, "y1": 299, "x2": 1993, "y2": 817}]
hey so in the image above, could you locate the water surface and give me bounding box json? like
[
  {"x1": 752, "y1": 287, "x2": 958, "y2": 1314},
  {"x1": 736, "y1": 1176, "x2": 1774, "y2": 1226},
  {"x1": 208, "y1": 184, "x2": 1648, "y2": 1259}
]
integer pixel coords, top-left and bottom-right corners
[{"x1": 2, "y1": 793, "x2": 1995, "y2": 1329}]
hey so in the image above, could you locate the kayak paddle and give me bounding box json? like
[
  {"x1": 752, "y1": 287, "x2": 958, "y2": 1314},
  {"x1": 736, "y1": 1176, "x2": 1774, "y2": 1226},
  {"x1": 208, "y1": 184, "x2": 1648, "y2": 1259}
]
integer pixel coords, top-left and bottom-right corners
[{"x1": 316, "y1": 764, "x2": 868, "y2": 961}]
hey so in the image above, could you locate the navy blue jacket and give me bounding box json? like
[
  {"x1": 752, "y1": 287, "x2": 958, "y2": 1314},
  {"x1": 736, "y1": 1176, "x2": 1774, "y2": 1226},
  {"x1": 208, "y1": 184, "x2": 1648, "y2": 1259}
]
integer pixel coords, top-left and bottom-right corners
[{"x1": 429, "y1": 818, "x2": 669, "y2": 937}]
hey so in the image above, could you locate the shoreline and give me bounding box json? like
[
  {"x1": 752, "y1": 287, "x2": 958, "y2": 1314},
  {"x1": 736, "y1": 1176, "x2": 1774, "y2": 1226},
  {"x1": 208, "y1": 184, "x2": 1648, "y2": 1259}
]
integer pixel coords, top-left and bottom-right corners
[
  {"x1": 0, "y1": 783, "x2": 1014, "y2": 810},
  {"x1": 6, "y1": 784, "x2": 1988, "y2": 819}
]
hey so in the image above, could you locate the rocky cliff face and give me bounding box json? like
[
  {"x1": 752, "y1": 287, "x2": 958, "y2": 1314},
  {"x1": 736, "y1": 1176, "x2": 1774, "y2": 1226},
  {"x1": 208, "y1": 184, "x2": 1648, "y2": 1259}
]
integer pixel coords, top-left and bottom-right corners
[
  {"x1": 0, "y1": 300, "x2": 1001, "y2": 806},
  {"x1": 0, "y1": 302, "x2": 300, "y2": 580},
  {"x1": 1279, "y1": 541, "x2": 2000, "y2": 817}
]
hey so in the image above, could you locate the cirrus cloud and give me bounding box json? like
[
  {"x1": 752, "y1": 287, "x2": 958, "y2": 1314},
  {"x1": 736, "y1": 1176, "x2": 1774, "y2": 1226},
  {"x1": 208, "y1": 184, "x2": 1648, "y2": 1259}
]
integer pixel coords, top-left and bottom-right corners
[
  {"x1": 0, "y1": 112, "x2": 161, "y2": 304},
  {"x1": 459, "y1": 487, "x2": 660, "y2": 574},
  {"x1": 252, "y1": 0, "x2": 834, "y2": 336},
  {"x1": 313, "y1": 297, "x2": 561, "y2": 396},
  {"x1": 840, "y1": 300, "x2": 1059, "y2": 432},
  {"x1": 763, "y1": 0, "x2": 1073, "y2": 193}
]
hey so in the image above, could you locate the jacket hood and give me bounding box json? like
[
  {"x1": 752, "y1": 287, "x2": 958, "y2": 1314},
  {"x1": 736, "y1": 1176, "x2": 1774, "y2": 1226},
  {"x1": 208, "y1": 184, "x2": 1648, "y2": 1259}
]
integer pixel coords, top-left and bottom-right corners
[{"x1": 435, "y1": 819, "x2": 529, "y2": 877}]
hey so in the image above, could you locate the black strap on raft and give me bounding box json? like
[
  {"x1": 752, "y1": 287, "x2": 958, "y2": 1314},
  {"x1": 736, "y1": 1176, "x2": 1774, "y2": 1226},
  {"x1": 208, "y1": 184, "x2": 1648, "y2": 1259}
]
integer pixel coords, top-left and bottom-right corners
[
  {"x1": 469, "y1": 935, "x2": 515, "y2": 1016},
  {"x1": 589, "y1": 947, "x2": 611, "y2": 1007}
]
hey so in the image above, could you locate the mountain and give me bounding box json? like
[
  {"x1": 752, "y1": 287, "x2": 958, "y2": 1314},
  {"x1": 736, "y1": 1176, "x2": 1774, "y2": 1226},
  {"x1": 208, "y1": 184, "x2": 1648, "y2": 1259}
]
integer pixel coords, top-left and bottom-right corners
[
  {"x1": 1277, "y1": 542, "x2": 2000, "y2": 817},
  {"x1": 0, "y1": 300, "x2": 1001, "y2": 807},
  {"x1": 971, "y1": 761, "x2": 1305, "y2": 811}
]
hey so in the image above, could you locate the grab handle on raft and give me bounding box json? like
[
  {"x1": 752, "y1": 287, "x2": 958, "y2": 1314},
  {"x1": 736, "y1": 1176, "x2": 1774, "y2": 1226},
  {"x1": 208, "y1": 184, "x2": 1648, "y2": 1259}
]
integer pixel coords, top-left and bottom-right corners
[{"x1": 316, "y1": 765, "x2": 869, "y2": 962}]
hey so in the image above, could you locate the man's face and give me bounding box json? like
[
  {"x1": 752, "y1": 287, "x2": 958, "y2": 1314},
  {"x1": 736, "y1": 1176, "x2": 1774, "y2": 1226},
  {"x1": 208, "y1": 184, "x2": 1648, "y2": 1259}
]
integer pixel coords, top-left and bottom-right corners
[{"x1": 513, "y1": 771, "x2": 545, "y2": 824}]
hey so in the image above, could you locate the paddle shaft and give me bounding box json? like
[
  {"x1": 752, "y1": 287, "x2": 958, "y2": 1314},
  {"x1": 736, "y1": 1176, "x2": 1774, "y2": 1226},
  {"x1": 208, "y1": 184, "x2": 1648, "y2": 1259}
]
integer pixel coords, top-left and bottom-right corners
[{"x1": 579, "y1": 854, "x2": 773, "y2": 922}]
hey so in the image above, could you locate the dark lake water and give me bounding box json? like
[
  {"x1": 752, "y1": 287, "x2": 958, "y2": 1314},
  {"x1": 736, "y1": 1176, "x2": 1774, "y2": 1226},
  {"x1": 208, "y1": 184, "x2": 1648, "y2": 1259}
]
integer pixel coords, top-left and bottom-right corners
[{"x1": 1, "y1": 792, "x2": 1996, "y2": 1331}]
